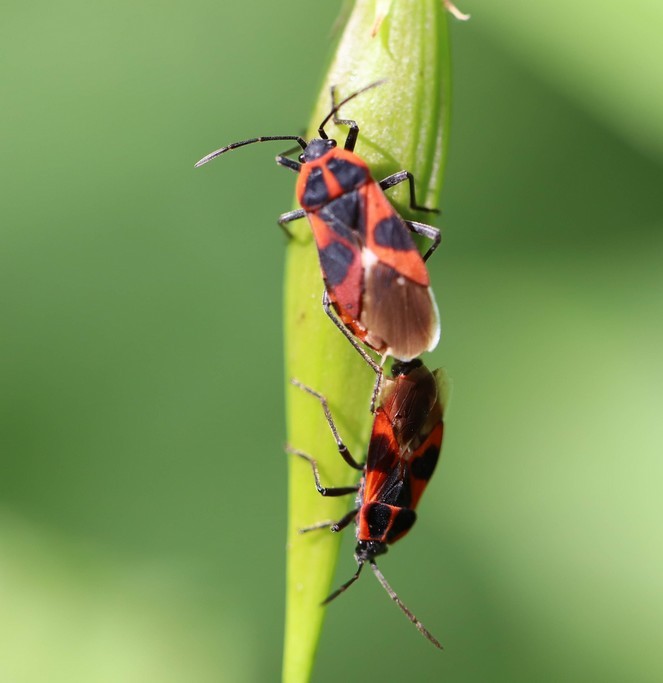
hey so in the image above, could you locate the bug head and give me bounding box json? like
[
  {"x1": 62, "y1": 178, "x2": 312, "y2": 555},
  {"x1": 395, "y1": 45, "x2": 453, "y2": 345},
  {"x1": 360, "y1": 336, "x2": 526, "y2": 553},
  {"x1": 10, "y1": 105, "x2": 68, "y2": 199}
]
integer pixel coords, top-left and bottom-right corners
[
  {"x1": 299, "y1": 137, "x2": 337, "y2": 163},
  {"x1": 355, "y1": 540, "x2": 388, "y2": 564}
]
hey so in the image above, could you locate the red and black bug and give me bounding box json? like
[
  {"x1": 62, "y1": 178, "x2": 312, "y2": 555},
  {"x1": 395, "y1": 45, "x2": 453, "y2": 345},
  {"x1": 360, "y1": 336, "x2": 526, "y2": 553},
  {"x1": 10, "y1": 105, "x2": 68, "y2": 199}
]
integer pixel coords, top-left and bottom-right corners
[
  {"x1": 195, "y1": 83, "x2": 441, "y2": 370},
  {"x1": 289, "y1": 358, "x2": 449, "y2": 648}
]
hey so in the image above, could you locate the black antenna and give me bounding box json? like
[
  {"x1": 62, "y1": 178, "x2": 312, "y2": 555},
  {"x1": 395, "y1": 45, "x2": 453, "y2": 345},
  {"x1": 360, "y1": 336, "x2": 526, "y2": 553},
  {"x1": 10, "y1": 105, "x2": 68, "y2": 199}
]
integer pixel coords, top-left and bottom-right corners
[
  {"x1": 370, "y1": 561, "x2": 443, "y2": 650},
  {"x1": 321, "y1": 563, "x2": 364, "y2": 605},
  {"x1": 194, "y1": 135, "x2": 307, "y2": 168},
  {"x1": 317, "y1": 79, "x2": 387, "y2": 139}
]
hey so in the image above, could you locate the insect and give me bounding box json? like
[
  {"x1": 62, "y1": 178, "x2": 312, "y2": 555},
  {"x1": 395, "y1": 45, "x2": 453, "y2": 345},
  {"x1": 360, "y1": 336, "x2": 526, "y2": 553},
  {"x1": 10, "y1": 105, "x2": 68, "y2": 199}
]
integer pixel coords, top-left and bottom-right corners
[
  {"x1": 195, "y1": 83, "x2": 441, "y2": 371},
  {"x1": 289, "y1": 358, "x2": 449, "y2": 648}
]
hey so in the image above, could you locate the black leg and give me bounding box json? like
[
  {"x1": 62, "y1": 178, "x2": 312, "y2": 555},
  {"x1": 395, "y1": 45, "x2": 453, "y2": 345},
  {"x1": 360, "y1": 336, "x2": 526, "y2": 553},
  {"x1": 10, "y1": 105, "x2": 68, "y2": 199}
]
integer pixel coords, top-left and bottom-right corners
[
  {"x1": 379, "y1": 170, "x2": 439, "y2": 214},
  {"x1": 278, "y1": 208, "x2": 306, "y2": 238},
  {"x1": 330, "y1": 508, "x2": 359, "y2": 533},
  {"x1": 276, "y1": 154, "x2": 301, "y2": 173},
  {"x1": 404, "y1": 220, "x2": 441, "y2": 262},
  {"x1": 316, "y1": 81, "x2": 384, "y2": 148},
  {"x1": 286, "y1": 446, "x2": 361, "y2": 496},
  {"x1": 321, "y1": 291, "x2": 383, "y2": 413},
  {"x1": 328, "y1": 86, "x2": 360, "y2": 152},
  {"x1": 290, "y1": 380, "x2": 364, "y2": 469},
  {"x1": 299, "y1": 520, "x2": 337, "y2": 533},
  {"x1": 299, "y1": 507, "x2": 359, "y2": 534}
]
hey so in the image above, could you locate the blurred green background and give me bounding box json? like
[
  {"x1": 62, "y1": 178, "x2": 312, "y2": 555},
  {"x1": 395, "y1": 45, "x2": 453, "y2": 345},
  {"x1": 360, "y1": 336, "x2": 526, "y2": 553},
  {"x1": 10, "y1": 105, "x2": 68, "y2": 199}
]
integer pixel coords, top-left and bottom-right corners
[{"x1": 2, "y1": 0, "x2": 662, "y2": 681}]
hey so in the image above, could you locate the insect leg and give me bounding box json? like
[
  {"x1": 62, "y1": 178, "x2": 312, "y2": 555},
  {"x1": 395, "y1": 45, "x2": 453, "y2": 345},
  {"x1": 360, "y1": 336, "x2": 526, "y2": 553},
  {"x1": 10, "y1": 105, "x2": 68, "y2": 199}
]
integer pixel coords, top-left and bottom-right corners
[
  {"x1": 299, "y1": 508, "x2": 359, "y2": 534},
  {"x1": 329, "y1": 86, "x2": 360, "y2": 152},
  {"x1": 275, "y1": 155, "x2": 301, "y2": 173},
  {"x1": 290, "y1": 380, "x2": 364, "y2": 469},
  {"x1": 278, "y1": 208, "x2": 306, "y2": 239},
  {"x1": 286, "y1": 446, "x2": 361, "y2": 496},
  {"x1": 379, "y1": 170, "x2": 439, "y2": 214},
  {"x1": 404, "y1": 220, "x2": 441, "y2": 262},
  {"x1": 330, "y1": 508, "x2": 360, "y2": 532},
  {"x1": 321, "y1": 290, "x2": 383, "y2": 413},
  {"x1": 317, "y1": 81, "x2": 384, "y2": 150}
]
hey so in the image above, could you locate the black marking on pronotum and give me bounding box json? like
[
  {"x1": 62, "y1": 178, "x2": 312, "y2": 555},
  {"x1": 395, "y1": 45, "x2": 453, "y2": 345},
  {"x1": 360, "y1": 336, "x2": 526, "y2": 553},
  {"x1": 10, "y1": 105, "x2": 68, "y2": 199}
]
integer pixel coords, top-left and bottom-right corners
[
  {"x1": 364, "y1": 502, "x2": 392, "y2": 538},
  {"x1": 302, "y1": 167, "x2": 329, "y2": 207},
  {"x1": 373, "y1": 215, "x2": 416, "y2": 251},
  {"x1": 319, "y1": 241, "x2": 355, "y2": 287},
  {"x1": 327, "y1": 157, "x2": 369, "y2": 193}
]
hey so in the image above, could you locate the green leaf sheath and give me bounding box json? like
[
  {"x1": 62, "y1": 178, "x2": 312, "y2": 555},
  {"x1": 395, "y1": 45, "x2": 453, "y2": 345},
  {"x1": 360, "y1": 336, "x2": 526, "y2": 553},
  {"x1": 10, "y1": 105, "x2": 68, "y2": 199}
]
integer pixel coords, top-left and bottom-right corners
[{"x1": 282, "y1": 2, "x2": 452, "y2": 682}]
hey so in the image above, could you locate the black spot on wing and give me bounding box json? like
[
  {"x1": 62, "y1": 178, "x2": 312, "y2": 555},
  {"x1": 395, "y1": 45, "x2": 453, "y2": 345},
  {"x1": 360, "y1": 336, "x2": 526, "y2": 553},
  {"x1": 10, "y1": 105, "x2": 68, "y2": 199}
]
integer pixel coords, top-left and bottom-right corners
[
  {"x1": 318, "y1": 192, "x2": 365, "y2": 242},
  {"x1": 363, "y1": 502, "x2": 392, "y2": 539},
  {"x1": 411, "y1": 445, "x2": 440, "y2": 481},
  {"x1": 327, "y1": 157, "x2": 368, "y2": 192},
  {"x1": 319, "y1": 241, "x2": 355, "y2": 286},
  {"x1": 302, "y1": 167, "x2": 329, "y2": 208},
  {"x1": 373, "y1": 215, "x2": 416, "y2": 251},
  {"x1": 386, "y1": 508, "x2": 417, "y2": 543}
]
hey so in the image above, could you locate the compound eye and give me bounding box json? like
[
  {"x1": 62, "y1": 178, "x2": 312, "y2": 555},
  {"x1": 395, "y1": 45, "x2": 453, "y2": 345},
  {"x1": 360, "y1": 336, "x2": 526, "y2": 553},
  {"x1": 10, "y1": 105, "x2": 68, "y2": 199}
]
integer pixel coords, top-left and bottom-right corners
[
  {"x1": 329, "y1": 139, "x2": 337, "y2": 149},
  {"x1": 298, "y1": 153, "x2": 306, "y2": 162}
]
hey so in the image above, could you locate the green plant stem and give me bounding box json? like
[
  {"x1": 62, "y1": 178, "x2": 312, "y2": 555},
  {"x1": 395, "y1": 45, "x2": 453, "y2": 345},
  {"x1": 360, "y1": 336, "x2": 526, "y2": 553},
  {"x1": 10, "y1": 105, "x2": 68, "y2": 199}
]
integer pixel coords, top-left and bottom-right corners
[{"x1": 283, "y1": 2, "x2": 453, "y2": 682}]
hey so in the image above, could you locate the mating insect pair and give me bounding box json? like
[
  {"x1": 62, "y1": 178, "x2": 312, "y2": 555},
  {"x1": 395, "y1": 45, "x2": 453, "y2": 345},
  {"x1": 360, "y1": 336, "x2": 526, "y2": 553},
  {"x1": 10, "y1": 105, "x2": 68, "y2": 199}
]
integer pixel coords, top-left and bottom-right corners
[{"x1": 196, "y1": 83, "x2": 447, "y2": 647}]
